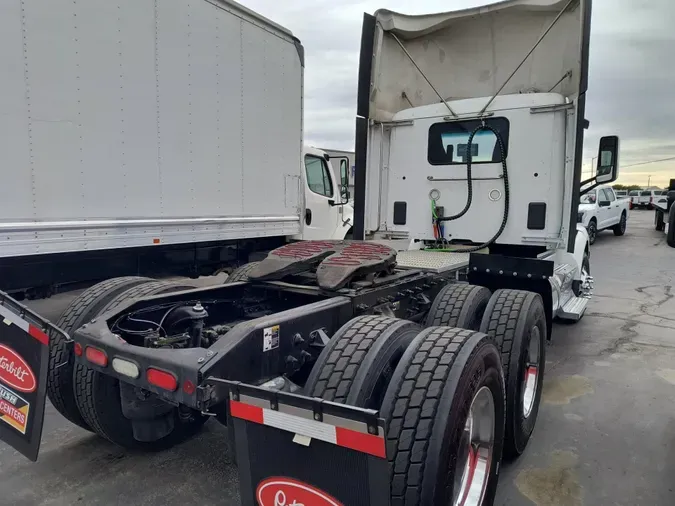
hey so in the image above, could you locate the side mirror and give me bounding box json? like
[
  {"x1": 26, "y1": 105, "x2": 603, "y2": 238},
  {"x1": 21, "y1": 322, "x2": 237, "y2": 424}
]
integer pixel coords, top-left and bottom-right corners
[
  {"x1": 598, "y1": 200, "x2": 610, "y2": 208},
  {"x1": 596, "y1": 135, "x2": 620, "y2": 184}
]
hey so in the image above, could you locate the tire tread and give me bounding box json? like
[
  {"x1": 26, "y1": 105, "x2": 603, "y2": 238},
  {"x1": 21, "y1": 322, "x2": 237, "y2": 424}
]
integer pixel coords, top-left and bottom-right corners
[
  {"x1": 307, "y1": 315, "x2": 400, "y2": 403},
  {"x1": 425, "y1": 284, "x2": 490, "y2": 330},
  {"x1": 226, "y1": 262, "x2": 260, "y2": 283},
  {"x1": 47, "y1": 276, "x2": 150, "y2": 428},
  {"x1": 383, "y1": 327, "x2": 478, "y2": 505},
  {"x1": 73, "y1": 281, "x2": 185, "y2": 442}
]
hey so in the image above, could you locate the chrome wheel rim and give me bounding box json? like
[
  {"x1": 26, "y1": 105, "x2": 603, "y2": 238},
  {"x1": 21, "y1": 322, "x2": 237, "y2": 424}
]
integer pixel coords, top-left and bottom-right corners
[
  {"x1": 452, "y1": 386, "x2": 495, "y2": 506},
  {"x1": 522, "y1": 326, "x2": 540, "y2": 418},
  {"x1": 588, "y1": 223, "x2": 596, "y2": 242}
]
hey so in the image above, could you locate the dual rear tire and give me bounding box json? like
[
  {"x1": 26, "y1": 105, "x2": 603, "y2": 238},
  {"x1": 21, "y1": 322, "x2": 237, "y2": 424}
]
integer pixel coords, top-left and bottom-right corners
[
  {"x1": 305, "y1": 284, "x2": 547, "y2": 504},
  {"x1": 49, "y1": 278, "x2": 207, "y2": 449},
  {"x1": 305, "y1": 313, "x2": 506, "y2": 505}
]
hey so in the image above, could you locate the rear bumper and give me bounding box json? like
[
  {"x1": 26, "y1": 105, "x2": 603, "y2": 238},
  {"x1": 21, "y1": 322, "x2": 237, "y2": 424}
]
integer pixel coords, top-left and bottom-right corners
[{"x1": 72, "y1": 296, "x2": 352, "y2": 411}]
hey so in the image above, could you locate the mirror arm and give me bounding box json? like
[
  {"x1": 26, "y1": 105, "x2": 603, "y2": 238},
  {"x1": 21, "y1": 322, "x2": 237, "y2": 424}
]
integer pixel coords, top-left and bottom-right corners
[{"x1": 579, "y1": 176, "x2": 601, "y2": 197}]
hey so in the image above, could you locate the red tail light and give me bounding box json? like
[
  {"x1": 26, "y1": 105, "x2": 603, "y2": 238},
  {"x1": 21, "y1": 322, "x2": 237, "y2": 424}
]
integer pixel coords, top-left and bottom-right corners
[
  {"x1": 74, "y1": 342, "x2": 83, "y2": 357},
  {"x1": 85, "y1": 346, "x2": 108, "y2": 367},
  {"x1": 182, "y1": 380, "x2": 196, "y2": 395},
  {"x1": 650, "y1": 197, "x2": 653, "y2": 203},
  {"x1": 147, "y1": 368, "x2": 178, "y2": 391}
]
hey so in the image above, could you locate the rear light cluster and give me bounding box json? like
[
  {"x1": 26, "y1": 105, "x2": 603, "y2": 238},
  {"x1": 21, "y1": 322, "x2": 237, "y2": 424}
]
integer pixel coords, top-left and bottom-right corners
[{"x1": 77, "y1": 344, "x2": 190, "y2": 394}]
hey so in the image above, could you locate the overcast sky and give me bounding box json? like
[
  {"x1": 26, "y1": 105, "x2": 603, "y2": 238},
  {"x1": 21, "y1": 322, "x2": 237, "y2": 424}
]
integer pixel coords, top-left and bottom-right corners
[{"x1": 241, "y1": 0, "x2": 675, "y2": 187}]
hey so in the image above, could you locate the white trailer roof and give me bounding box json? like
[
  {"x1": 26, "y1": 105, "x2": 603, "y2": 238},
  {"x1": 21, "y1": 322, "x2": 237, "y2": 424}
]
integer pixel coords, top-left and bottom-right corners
[
  {"x1": 370, "y1": 0, "x2": 585, "y2": 120},
  {"x1": 207, "y1": 0, "x2": 296, "y2": 39}
]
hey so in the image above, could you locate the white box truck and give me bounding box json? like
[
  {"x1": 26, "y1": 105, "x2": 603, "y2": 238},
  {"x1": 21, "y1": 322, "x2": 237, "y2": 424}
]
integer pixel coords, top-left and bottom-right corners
[{"x1": 0, "y1": 0, "x2": 352, "y2": 297}]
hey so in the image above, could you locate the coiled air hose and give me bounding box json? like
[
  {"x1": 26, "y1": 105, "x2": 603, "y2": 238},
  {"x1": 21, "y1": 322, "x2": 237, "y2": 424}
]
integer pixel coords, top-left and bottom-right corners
[{"x1": 433, "y1": 122, "x2": 510, "y2": 253}]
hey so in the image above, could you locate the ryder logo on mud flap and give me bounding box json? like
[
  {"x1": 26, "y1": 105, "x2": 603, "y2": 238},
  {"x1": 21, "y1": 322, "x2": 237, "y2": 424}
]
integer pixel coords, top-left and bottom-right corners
[
  {"x1": 256, "y1": 478, "x2": 344, "y2": 506},
  {"x1": 0, "y1": 344, "x2": 36, "y2": 393}
]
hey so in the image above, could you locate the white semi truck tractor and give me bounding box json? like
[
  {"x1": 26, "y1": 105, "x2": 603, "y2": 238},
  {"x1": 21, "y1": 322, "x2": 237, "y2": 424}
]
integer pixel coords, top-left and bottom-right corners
[{"x1": 0, "y1": 1, "x2": 618, "y2": 506}]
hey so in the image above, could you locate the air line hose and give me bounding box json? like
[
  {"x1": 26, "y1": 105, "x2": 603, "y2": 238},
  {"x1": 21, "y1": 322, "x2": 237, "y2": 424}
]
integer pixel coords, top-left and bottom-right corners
[{"x1": 433, "y1": 122, "x2": 510, "y2": 253}]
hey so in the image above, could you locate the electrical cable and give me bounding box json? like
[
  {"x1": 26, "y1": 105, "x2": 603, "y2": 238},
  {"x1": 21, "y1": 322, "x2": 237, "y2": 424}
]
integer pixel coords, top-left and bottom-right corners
[{"x1": 432, "y1": 122, "x2": 510, "y2": 253}]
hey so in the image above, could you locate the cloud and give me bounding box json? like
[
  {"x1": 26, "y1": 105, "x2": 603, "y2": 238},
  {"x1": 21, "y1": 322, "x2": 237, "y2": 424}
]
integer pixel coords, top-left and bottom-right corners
[{"x1": 240, "y1": 0, "x2": 675, "y2": 186}]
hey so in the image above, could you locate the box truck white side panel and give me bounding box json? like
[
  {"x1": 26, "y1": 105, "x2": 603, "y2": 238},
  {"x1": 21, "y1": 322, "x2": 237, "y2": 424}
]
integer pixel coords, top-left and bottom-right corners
[{"x1": 0, "y1": 0, "x2": 303, "y2": 258}]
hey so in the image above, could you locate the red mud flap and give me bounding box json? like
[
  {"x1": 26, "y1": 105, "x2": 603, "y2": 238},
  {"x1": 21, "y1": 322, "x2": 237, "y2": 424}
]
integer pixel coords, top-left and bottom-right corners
[
  {"x1": 0, "y1": 291, "x2": 63, "y2": 461},
  {"x1": 219, "y1": 380, "x2": 390, "y2": 506}
]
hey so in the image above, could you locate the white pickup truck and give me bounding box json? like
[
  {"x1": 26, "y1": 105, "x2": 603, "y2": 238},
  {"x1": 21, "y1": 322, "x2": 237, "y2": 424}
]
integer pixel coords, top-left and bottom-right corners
[
  {"x1": 578, "y1": 185, "x2": 630, "y2": 244},
  {"x1": 632, "y1": 190, "x2": 662, "y2": 210}
]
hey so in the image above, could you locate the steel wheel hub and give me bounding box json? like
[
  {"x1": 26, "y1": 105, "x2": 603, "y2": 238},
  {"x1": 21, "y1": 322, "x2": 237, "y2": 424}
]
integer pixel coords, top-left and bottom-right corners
[
  {"x1": 522, "y1": 326, "x2": 540, "y2": 418},
  {"x1": 452, "y1": 386, "x2": 495, "y2": 506}
]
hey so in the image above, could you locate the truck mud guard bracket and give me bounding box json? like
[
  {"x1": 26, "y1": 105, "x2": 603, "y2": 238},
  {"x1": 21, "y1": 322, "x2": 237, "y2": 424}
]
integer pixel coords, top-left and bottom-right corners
[
  {"x1": 468, "y1": 253, "x2": 554, "y2": 280},
  {"x1": 468, "y1": 254, "x2": 555, "y2": 338}
]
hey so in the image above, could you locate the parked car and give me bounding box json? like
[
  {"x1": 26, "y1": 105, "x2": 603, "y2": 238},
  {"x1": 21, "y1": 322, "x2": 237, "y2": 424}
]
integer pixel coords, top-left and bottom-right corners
[
  {"x1": 628, "y1": 190, "x2": 641, "y2": 209},
  {"x1": 578, "y1": 185, "x2": 630, "y2": 244},
  {"x1": 615, "y1": 190, "x2": 628, "y2": 198},
  {"x1": 633, "y1": 190, "x2": 660, "y2": 210}
]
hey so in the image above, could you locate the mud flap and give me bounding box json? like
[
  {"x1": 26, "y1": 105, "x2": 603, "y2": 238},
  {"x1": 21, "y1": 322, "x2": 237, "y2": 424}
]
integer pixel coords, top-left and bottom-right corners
[
  {"x1": 217, "y1": 380, "x2": 390, "y2": 506},
  {"x1": 0, "y1": 291, "x2": 62, "y2": 461}
]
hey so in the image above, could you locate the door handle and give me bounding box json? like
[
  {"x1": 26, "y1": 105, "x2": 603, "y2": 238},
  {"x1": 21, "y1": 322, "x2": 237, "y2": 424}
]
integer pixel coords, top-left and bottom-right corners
[{"x1": 305, "y1": 209, "x2": 312, "y2": 226}]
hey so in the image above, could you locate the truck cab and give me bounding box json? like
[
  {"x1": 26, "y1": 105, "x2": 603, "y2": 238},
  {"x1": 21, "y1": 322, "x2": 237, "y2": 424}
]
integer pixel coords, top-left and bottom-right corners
[
  {"x1": 353, "y1": 0, "x2": 619, "y2": 322},
  {"x1": 299, "y1": 146, "x2": 354, "y2": 241}
]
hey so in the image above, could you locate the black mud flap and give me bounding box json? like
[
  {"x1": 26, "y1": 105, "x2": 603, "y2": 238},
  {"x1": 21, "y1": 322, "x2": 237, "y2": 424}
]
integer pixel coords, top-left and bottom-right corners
[
  {"x1": 0, "y1": 291, "x2": 62, "y2": 461},
  {"x1": 217, "y1": 380, "x2": 390, "y2": 506}
]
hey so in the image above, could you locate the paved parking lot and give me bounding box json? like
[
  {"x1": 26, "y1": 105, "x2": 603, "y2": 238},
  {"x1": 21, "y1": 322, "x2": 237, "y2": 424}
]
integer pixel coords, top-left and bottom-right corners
[{"x1": 1, "y1": 210, "x2": 674, "y2": 505}]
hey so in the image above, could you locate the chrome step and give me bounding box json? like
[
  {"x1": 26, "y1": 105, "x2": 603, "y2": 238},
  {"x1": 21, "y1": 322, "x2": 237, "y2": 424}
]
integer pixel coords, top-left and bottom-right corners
[{"x1": 558, "y1": 296, "x2": 589, "y2": 321}]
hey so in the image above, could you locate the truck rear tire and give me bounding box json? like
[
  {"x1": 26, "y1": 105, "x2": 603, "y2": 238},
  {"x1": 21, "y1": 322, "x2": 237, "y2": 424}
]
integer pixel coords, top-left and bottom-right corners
[
  {"x1": 73, "y1": 281, "x2": 207, "y2": 450},
  {"x1": 480, "y1": 289, "x2": 546, "y2": 459},
  {"x1": 381, "y1": 327, "x2": 505, "y2": 506},
  {"x1": 304, "y1": 315, "x2": 420, "y2": 410},
  {"x1": 47, "y1": 276, "x2": 152, "y2": 430},
  {"x1": 613, "y1": 212, "x2": 627, "y2": 236},
  {"x1": 425, "y1": 283, "x2": 491, "y2": 331},
  {"x1": 667, "y1": 209, "x2": 675, "y2": 247},
  {"x1": 226, "y1": 262, "x2": 260, "y2": 283}
]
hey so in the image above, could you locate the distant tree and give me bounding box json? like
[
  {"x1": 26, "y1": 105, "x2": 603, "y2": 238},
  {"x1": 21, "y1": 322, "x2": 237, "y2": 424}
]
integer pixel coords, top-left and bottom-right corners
[{"x1": 612, "y1": 184, "x2": 642, "y2": 191}]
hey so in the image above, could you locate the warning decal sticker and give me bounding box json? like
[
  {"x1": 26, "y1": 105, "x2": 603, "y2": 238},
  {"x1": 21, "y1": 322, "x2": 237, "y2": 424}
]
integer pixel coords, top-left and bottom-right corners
[
  {"x1": 0, "y1": 383, "x2": 29, "y2": 435},
  {"x1": 263, "y1": 325, "x2": 280, "y2": 352}
]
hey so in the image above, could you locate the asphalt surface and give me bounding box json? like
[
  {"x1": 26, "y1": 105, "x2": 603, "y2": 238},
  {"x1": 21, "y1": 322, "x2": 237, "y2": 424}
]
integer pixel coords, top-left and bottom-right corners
[{"x1": 1, "y1": 210, "x2": 674, "y2": 505}]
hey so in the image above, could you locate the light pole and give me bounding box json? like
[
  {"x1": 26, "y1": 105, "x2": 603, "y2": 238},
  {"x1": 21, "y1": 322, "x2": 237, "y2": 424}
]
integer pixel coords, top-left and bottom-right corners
[{"x1": 648, "y1": 175, "x2": 652, "y2": 188}]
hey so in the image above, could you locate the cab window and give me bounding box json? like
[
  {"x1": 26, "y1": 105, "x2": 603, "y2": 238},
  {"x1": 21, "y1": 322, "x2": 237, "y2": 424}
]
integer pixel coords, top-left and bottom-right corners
[
  {"x1": 305, "y1": 155, "x2": 334, "y2": 198},
  {"x1": 428, "y1": 117, "x2": 510, "y2": 165}
]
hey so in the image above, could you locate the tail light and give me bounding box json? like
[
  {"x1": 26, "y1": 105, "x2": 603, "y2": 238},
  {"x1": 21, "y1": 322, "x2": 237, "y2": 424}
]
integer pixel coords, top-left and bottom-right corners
[
  {"x1": 650, "y1": 197, "x2": 653, "y2": 203},
  {"x1": 85, "y1": 346, "x2": 108, "y2": 367},
  {"x1": 74, "y1": 342, "x2": 83, "y2": 357},
  {"x1": 112, "y1": 358, "x2": 140, "y2": 379},
  {"x1": 147, "y1": 368, "x2": 178, "y2": 391}
]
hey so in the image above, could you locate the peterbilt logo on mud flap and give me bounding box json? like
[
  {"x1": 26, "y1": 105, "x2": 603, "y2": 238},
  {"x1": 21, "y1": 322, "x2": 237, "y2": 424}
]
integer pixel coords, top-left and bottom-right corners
[
  {"x1": 0, "y1": 344, "x2": 37, "y2": 393},
  {"x1": 256, "y1": 477, "x2": 343, "y2": 506}
]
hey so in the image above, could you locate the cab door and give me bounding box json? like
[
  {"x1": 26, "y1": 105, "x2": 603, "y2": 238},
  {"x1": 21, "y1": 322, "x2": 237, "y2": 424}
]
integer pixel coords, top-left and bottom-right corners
[
  {"x1": 597, "y1": 189, "x2": 613, "y2": 228},
  {"x1": 302, "y1": 153, "x2": 338, "y2": 240}
]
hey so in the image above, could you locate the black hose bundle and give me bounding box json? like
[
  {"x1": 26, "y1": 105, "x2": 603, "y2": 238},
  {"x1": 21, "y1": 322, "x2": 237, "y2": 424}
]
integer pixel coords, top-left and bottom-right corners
[{"x1": 434, "y1": 122, "x2": 510, "y2": 253}]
